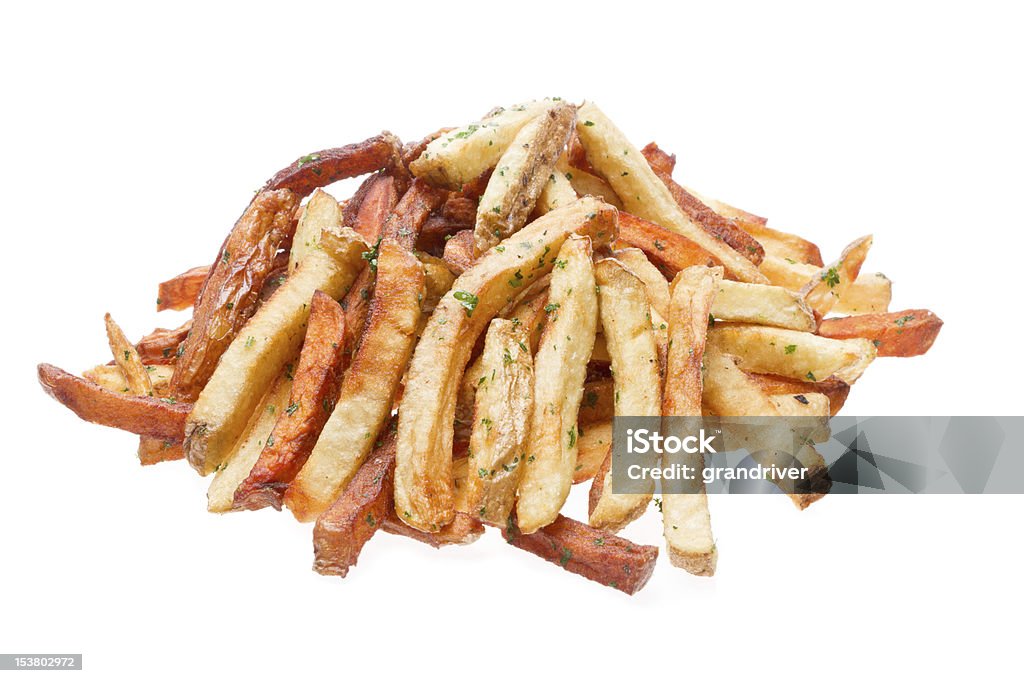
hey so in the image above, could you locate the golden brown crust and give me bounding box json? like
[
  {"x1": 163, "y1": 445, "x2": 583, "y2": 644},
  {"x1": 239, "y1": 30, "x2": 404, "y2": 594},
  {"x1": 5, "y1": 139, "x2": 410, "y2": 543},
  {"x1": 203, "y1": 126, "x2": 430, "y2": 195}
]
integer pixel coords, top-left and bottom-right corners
[
  {"x1": 341, "y1": 173, "x2": 401, "y2": 242},
  {"x1": 233, "y1": 291, "x2": 347, "y2": 511},
  {"x1": 312, "y1": 421, "x2": 398, "y2": 578},
  {"x1": 156, "y1": 266, "x2": 208, "y2": 312},
  {"x1": 502, "y1": 515, "x2": 659, "y2": 595},
  {"x1": 817, "y1": 309, "x2": 942, "y2": 357},
  {"x1": 137, "y1": 436, "x2": 184, "y2": 466},
  {"x1": 38, "y1": 363, "x2": 190, "y2": 441},
  {"x1": 264, "y1": 133, "x2": 402, "y2": 198},
  {"x1": 640, "y1": 142, "x2": 676, "y2": 175},
  {"x1": 442, "y1": 229, "x2": 476, "y2": 275},
  {"x1": 617, "y1": 212, "x2": 719, "y2": 277},
  {"x1": 170, "y1": 189, "x2": 300, "y2": 401},
  {"x1": 135, "y1": 321, "x2": 191, "y2": 365}
]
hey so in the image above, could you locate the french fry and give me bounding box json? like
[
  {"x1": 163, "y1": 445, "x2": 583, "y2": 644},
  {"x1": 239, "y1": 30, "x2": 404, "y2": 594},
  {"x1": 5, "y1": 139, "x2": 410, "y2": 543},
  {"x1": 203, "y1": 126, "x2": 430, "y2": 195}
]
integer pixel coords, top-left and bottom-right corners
[
  {"x1": 639, "y1": 146, "x2": 764, "y2": 264},
  {"x1": 137, "y1": 438, "x2": 184, "y2": 466},
  {"x1": 341, "y1": 172, "x2": 401, "y2": 242},
  {"x1": 286, "y1": 242, "x2": 425, "y2": 522},
  {"x1": 156, "y1": 266, "x2": 208, "y2": 312},
  {"x1": 516, "y1": 234, "x2": 598, "y2": 534},
  {"x1": 576, "y1": 102, "x2": 767, "y2": 283},
  {"x1": 562, "y1": 162, "x2": 624, "y2": 209},
  {"x1": 474, "y1": 102, "x2": 576, "y2": 254},
  {"x1": 207, "y1": 373, "x2": 293, "y2": 512},
  {"x1": 463, "y1": 320, "x2": 534, "y2": 525},
  {"x1": 395, "y1": 198, "x2": 616, "y2": 532},
  {"x1": 683, "y1": 186, "x2": 767, "y2": 226},
  {"x1": 574, "y1": 420, "x2": 612, "y2": 484},
  {"x1": 587, "y1": 259, "x2": 661, "y2": 533},
  {"x1": 617, "y1": 212, "x2": 718, "y2": 276},
  {"x1": 800, "y1": 236, "x2": 873, "y2": 318},
  {"x1": 713, "y1": 280, "x2": 816, "y2": 331},
  {"x1": 708, "y1": 323, "x2": 877, "y2": 384},
  {"x1": 232, "y1": 291, "x2": 347, "y2": 511},
  {"x1": 38, "y1": 363, "x2": 190, "y2": 441},
  {"x1": 578, "y1": 378, "x2": 614, "y2": 425},
  {"x1": 184, "y1": 226, "x2": 367, "y2": 475},
  {"x1": 104, "y1": 314, "x2": 154, "y2": 397},
  {"x1": 290, "y1": 189, "x2": 343, "y2": 273},
  {"x1": 264, "y1": 133, "x2": 402, "y2": 198},
  {"x1": 760, "y1": 255, "x2": 892, "y2": 314},
  {"x1": 502, "y1": 515, "x2": 659, "y2": 595},
  {"x1": 817, "y1": 309, "x2": 942, "y2": 357},
  {"x1": 639, "y1": 142, "x2": 675, "y2": 175},
  {"x1": 661, "y1": 266, "x2": 722, "y2": 576},
  {"x1": 170, "y1": 189, "x2": 300, "y2": 401},
  {"x1": 418, "y1": 253, "x2": 456, "y2": 314},
  {"x1": 410, "y1": 100, "x2": 552, "y2": 188},
  {"x1": 611, "y1": 247, "x2": 670, "y2": 319},
  {"x1": 748, "y1": 373, "x2": 851, "y2": 416},
  {"x1": 737, "y1": 220, "x2": 823, "y2": 266},
  {"x1": 313, "y1": 420, "x2": 483, "y2": 578}
]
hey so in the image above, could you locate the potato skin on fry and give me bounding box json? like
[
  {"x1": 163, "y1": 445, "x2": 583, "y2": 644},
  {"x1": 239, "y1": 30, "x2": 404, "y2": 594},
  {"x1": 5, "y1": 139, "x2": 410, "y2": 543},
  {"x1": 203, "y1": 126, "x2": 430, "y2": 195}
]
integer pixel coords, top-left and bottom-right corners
[
  {"x1": 171, "y1": 189, "x2": 300, "y2": 401},
  {"x1": 233, "y1": 291, "x2": 347, "y2": 511},
  {"x1": 157, "y1": 266, "x2": 208, "y2": 312},
  {"x1": 264, "y1": 133, "x2": 402, "y2": 198},
  {"x1": 503, "y1": 515, "x2": 659, "y2": 595},
  {"x1": 38, "y1": 363, "x2": 190, "y2": 441},
  {"x1": 617, "y1": 212, "x2": 719, "y2": 277},
  {"x1": 817, "y1": 309, "x2": 942, "y2": 357}
]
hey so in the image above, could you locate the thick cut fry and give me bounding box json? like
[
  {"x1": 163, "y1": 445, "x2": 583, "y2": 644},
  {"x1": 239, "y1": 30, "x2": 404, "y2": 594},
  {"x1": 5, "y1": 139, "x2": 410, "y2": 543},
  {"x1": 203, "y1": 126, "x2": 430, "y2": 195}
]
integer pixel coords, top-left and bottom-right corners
[
  {"x1": 503, "y1": 515, "x2": 659, "y2": 595},
  {"x1": 232, "y1": 292, "x2": 347, "y2": 511},
  {"x1": 737, "y1": 220, "x2": 823, "y2": 266},
  {"x1": 661, "y1": 266, "x2": 722, "y2": 576},
  {"x1": 474, "y1": 102, "x2": 576, "y2": 254},
  {"x1": 313, "y1": 420, "x2": 483, "y2": 578},
  {"x1": 517, "y1": 235, "x2": 598, "y2": 534},
  {"x1": 395, "y1": 198, "x2": 616, "y2": 532},
  {"x1": 576, "y1": 102, "x2": 766, "y2": 283},
  {"x1": 712, "y1": 280, "x2": 816, "y2": 331},
  {"x1": 264, "y1": 133, "x2": 401, "y2": 198},
  {"x1": 709, "y1": 323, "x2": 876, "y2": 384},
  {"x1": 640, "y1": 146, "x2": 764, "y2": 264},
  {"x1": 207, "y1": 374, "x2": 293, "y2": 512},
  {"x1": 185, "y1": 227, "x2": 367, "y2": 475},
  {"x1": 84, "y1": 364, "x2": 173, "y2": 394},
  {"x1": 290, "y1": 189, "x2": 342, "y2": 273},
  {"x1": 818, "y1": 309, "x2": 942, "y2": 357},
  {"x1": 800, "y1": 235, "x2": 873, "y2": 318},
  {"x1": 701, "y1": 347, "x2": 830, "y2": 509},
  {"x1": 748, "y1": 373, "x2": 851, "y2": 416},
  {"x1": 286, "y1": 243, "x2": 425, "y2": 522},
  {"x1": 171, "y1": 189, "x2": 300, "y2": 401},
  {"x1": 588, "y1": 259, "x2": 661, "y2": 533},
  {"x1": 312, "y1": 420, "x2": 398, "y2": 577},
  {"x1": 464, "y1": 320, "x2": 534, "y2": 525},
  {"x1": 38, "y1": 364, "x2": 190, "y2": 441},
  {"x1": 574, "y1": 420, "x2": 612, "y2": 484},
  {"x1": 104, "y1": 313, "x2": 154, "y2": 397},
  {"x1": 410, "y1": 100, "x2": 552, "y2": 188},
  {"x1": 760, "y1": 256, "x2": 891, "y2": 314},
  {"x1": 442, "y1": 230, "x2": 476, "y2": 275},
  {"x1": 157, "y1": 266, "x2": 208, "y2": 311},
  {"x1": 617, "y1": 212, "x2": 718, "y2": 276}
]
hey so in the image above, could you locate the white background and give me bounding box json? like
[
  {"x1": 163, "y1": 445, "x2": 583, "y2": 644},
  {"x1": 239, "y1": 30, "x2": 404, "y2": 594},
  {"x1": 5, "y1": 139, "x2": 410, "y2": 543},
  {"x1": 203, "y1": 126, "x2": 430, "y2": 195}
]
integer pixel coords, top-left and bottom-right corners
[{"x1": 2, "y1": 1, "x2": 1022, "y2": 680}]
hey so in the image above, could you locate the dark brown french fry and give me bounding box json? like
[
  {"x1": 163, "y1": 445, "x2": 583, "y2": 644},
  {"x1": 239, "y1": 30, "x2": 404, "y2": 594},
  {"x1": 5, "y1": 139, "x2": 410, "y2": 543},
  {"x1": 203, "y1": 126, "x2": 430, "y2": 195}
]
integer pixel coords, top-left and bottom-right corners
[
  {"x1": 157, "y1": 266, "x2": 208, "y2": 312},
  {"x1": 817, "y1": 309, "x2": 942, "y2": 357},
  {"x1": 264, "y1": 133, "x2": 402, "y2": 198},
  {"x1": 502, "y1": 515, "x2": 658, "y2": 595},
  {"x1": 617, "y1": 212, "x2": 719, "y2": 277}
]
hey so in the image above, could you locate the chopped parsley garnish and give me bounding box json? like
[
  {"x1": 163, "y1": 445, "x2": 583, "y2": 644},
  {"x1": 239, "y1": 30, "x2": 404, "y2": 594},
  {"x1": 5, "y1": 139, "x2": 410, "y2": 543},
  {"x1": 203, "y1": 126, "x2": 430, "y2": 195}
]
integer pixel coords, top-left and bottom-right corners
[{"x1": 453, "y1": 290, "x2": 479, "y2": 316}]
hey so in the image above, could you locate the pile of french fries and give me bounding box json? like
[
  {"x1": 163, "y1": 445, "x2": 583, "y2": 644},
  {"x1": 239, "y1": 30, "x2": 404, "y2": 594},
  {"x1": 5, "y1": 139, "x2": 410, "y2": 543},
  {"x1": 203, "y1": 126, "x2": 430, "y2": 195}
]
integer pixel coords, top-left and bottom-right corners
[{"x1": 38, "y1": 99, "x2": 942, "y2": 594}]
